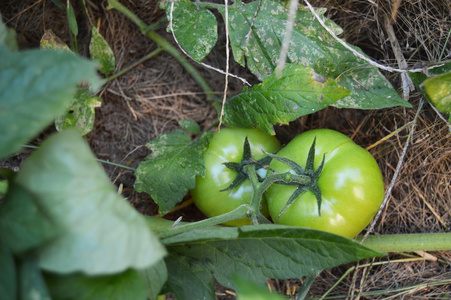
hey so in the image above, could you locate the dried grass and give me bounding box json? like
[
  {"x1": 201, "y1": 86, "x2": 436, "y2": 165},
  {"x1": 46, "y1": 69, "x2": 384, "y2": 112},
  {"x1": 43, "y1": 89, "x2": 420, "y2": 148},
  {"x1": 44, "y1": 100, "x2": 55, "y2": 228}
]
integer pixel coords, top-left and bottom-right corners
[{"x1": 1, "y1": 0, "x2": 450, "y2": 298}]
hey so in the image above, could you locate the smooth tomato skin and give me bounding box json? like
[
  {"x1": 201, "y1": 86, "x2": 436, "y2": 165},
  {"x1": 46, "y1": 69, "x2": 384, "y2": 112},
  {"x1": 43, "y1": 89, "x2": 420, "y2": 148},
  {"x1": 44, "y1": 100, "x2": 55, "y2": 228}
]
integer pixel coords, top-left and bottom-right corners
[
  {"x1": 266, "y1": 129, "x2": 385, "y2": 238},
  {"x1": 191, "y1": 128, "x2": 280, "y2": 226}
]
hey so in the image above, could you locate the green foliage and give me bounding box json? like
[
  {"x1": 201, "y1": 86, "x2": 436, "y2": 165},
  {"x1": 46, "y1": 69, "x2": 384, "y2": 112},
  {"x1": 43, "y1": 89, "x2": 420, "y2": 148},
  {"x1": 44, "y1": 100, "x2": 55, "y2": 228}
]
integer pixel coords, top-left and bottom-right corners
[
  {"x1": 224, "y1": 64, "x2": 350, "y2": 134},
  {"x1": 164, "y1": 0, "x2": 411, "y2": 132},
  {"x1": 219, "y1": 1, "x2": 341, "y2": 80},
  {"x1": 166, "y1": 0, "x2": 218, "y2": 62},
  {"x1": 89, "y1": 26, "x2": 116, "y2": 75},
  {"x1": 0, "y1": 183, "x2": 62, "y2": 254},
  {"x1": 178, "y1": 119, "x2": 201, "y2": 135},
  {"x1": 0, "y1": 181, "x2": 7, "y2": 195},
  {"x1": 38, "y1": 26, "x2": 115, "y2": 135},
  {"x1": 140, "y1": 260, "x2": 169, "y2": 300},
  {"x1": 234, "y1": 277, "x2": 286, "y2": 300},
  {"x1": 162, "y1": 224, "x2": 383, "y2": 300},
  {"x1": 0, "y1": 238, "x2": 16, "y2": 300},
  {"x1": 39, "y1": 28, "x2": 112, "y2": 136},
  {"x1": 0, "y1": 130, "x2": 166, "y2": 275},
  {"x1": 0, "y1": 14, "x2": 17, "y2": 51},
  {"x1": 218, "y1": 0, "x2": 410, "y2": 110},
  {"x1": 66, "y1": 3, "x2": 78, "y2": 36},
  {"x1": 134, "y1": 130, "x2": 212, "y2": 214},
  {"x1": 55, "y1": 88, "x2": 102, "y2": 135},
  {"x1": 66, "y1": 1, "x2": 78, "y2": 51},
  {"x1": 45, "y1": 269, "x2": 148, "y2": 300},
  {"x1": 18, "y1": 256, "x2": 52, "y2": 300},
  {"x1": 0, "y1": 47, "x2": 102, "y2": 159}
]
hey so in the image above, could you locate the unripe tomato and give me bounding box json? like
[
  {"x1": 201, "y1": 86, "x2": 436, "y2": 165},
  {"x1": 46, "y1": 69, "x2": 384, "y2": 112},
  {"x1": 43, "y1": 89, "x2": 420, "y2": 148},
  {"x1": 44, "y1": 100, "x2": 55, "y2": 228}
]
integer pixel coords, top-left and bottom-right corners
[
  {"x1": 191, "y1": 128, "x2": 280, "y2": 226},
  {"x1": 266, "y1": 129, "x2": 385, "y2": 238}
]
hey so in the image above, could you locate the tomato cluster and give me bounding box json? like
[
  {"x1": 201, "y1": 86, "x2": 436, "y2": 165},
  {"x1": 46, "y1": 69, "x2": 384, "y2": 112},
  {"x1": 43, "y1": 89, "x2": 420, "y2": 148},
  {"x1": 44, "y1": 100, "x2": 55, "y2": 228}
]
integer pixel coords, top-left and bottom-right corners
[{"x1": 190, "y1": 128, "x2": 385, "y2": 237}]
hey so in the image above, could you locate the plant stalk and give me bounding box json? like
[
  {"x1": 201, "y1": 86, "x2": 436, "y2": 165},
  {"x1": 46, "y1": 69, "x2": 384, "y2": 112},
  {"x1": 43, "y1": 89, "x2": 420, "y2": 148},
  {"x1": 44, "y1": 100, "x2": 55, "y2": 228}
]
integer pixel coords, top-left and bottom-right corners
[
  {"x1": 155, "y1": 204, "x2": 250, "y2": 240},
  {"x1": 146, "y1": 214, "x2": 451, "y2": 252},
  {"x1": 358, "y1": 233, "x2": 451, "y2": 252},
  {"x1": 106, "y1": 47, "x2": 163, "y2": 82}
]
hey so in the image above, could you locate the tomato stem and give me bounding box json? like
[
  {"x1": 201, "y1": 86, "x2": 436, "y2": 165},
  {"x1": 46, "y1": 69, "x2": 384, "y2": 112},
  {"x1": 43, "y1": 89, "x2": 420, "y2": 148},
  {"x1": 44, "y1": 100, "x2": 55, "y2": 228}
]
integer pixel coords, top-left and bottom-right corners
[
  {"x1": 358, "y1": 233, "x2": 451, "y2": 252},
  {"x1": 145, "y1": 216, "x2": 451, "y2": 252},
  {"x1": 155, "y1": 204, "x2": 250, "y2": 240},
  {"x1": 245, "y1": 164, "x2": 312, "y2": 224}
]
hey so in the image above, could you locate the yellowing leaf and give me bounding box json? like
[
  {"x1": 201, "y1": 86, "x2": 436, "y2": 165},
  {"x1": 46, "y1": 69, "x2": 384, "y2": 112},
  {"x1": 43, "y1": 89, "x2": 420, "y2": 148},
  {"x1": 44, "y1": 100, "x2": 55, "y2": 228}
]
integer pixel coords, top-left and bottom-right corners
[
  {"x1": 421, "y1": 71, "x2": 451, "y2": 114},
  {"x1": 55, "y1": 88, "x2": 102, "y2": 136},
  {"x1": 40, "y1": 30, "x2": 71, "y2": 51},
  {"x1": 89, "y1": 26, "x2": 116, "y2": 75}
]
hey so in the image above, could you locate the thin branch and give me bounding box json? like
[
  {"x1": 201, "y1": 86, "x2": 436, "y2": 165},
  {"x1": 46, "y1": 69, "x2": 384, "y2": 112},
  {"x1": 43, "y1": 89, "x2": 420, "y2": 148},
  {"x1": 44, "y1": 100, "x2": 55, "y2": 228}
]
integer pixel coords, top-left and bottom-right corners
[
  {"x1": 384, "y1": 16, "x2": 414, "y2": 100},
  {"x1": 218, "y1": 0, "x2": 231, "y2": 128}
]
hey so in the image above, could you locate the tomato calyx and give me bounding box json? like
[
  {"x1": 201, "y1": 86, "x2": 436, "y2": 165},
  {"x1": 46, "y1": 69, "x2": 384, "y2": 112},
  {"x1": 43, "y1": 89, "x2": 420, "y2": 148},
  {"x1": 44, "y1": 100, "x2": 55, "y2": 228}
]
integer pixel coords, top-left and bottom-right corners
[
  {"x1": 266, "y1": 137, "x2": 325, "y2": 217},
  {"x1": 221, "y1": 137, "x2": 275, "y2": 192}
]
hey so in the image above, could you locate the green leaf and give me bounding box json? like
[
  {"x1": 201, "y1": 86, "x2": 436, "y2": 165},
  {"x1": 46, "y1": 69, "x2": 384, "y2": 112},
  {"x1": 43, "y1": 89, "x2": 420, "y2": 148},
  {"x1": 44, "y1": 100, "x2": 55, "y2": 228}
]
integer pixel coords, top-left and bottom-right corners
[
  {"x1": 89, "y1": 26, "x2": 116, "y2": 75},
  {"x1": 0, "y1": 238, "x2": 16, "y2": 300},
  {"x1": 167, "y1": 0, "x2": 217, "y2": 62},
  {"x1": 164, "y1": 224, "x2": 383, "y2": 300},
  {"x1": 0, "y1": 14, "x2": 18, "y2": 51},
  {"x1": 66, "y1": 3, "x2": 78, "y2": 36},
  {"x1": 162, "y1": 226, "x2": 239, "y2": 245},
  {"x1": 55, "y1": 88, "x2": 102, "y2": 135},
  {"x1": 134, "y1": 130, "x2": 212, "y2": 215},
  {"x1": 0, "y1": 180, "x2": 7, "y2": 195},
  {"x1": 219, "y1": 0, "x2": 410, "y2": 109},
  {"x1": 45, "y1": 269, "x2": 147, "y2": 300},
  {"x1": 40, "y1": 29, "x2": 71, "y2": 51},
  {"x1": 18, "y1": 255, "x2": 52, "y2": 300},
  {"x1": 421, "y1": 71, "x2": 451, "y2": 114},
  {"x1": 0, "y1": 47, "x2": 102, "y2": 159},
  {"x1": 0, "y1": 183, "x2": 62, "y2": 254},
  {"x1": 235, "y1": 277, "x2": 285, "y2": 300},
  {"x1": 10, "y1": 130, "x2": 166, "y2": 275},
  {"x1": 178, "y1": 119, "x2": 201, "y2": 135},
  {"x1": 140, "y1": 260, "x2": 168, "y2": 300},
  {"x1": 224, "y1": 64, "x2": 350, "y2": 134}
]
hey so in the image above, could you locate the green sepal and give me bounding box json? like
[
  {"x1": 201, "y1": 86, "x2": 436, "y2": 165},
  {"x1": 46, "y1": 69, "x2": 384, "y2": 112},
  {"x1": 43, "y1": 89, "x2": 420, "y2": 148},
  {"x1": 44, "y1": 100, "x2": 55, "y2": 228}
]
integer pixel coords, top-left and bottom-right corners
[
  {"x1": 220, "y1": 171, "x2": 247, "y2": 192},
  {"x1": 268, "y1": 138, "x2": 325, "y2": 217},
  {"x1": 263, "y1": 152, "x2": 305, "y2": 176},
  {"x1": 221, "y1": 137, "x2": 275, "y2": 192},
  {"x1": 305, "y1": 137, "x2": 316, "y2": 171},
  {"x1": 278, "y1": 185, "x2": 309, "y2": 218}
]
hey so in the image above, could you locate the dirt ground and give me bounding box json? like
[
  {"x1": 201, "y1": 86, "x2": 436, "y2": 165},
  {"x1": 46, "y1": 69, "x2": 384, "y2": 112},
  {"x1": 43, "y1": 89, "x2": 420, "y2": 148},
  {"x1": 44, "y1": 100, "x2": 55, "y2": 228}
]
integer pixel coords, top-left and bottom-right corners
[{"x1": 1, "y1": 0, "x2": 450, "y2": 298}]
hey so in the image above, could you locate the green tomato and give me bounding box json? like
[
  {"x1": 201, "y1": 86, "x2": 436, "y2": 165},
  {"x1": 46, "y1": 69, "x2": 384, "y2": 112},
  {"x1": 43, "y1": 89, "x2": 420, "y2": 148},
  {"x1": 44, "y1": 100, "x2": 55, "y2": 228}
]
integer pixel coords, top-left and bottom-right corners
[
  {"x1": 191, "y1": 128, "x2": 280, "y2": 226},
  {"x1": 266, "y1": 129, "x2": 385, "y2": 238}
]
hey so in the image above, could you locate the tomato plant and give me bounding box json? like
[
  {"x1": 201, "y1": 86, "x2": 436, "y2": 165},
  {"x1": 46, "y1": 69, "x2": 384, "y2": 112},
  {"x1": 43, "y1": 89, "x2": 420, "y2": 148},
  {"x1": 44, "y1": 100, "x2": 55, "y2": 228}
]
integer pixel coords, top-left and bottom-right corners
[
  {"x1": 190, "y1": 128, "x2": 280, "y2": 226},
  {"x1": 266, "y1": 129, "x2": 385, "y2": 238}
]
